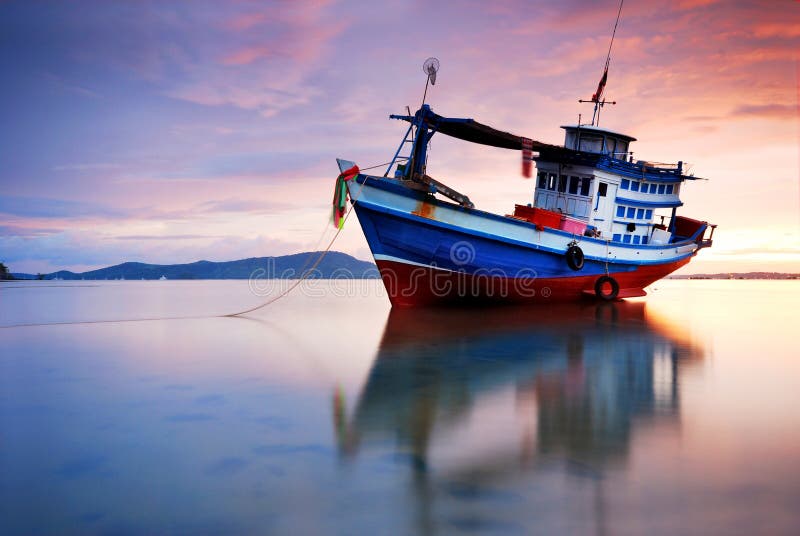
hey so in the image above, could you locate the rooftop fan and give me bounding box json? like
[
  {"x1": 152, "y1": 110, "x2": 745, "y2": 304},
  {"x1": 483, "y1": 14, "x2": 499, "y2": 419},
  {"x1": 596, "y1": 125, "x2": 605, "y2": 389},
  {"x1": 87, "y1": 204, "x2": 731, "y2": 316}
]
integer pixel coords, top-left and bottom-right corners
[
  {"x1": 420, "y1": 57, "x2": 440, "y2": 106},
  {"x1": 423, "y1": 57, "x2": 439, "y2": 85}
]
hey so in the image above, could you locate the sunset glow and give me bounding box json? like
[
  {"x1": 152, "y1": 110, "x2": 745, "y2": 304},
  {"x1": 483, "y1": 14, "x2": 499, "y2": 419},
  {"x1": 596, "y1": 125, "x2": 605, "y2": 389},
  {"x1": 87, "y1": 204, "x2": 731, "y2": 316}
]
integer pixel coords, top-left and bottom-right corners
[{"x1": 1, "y1": 0, "x2": 798, "y2": 273}]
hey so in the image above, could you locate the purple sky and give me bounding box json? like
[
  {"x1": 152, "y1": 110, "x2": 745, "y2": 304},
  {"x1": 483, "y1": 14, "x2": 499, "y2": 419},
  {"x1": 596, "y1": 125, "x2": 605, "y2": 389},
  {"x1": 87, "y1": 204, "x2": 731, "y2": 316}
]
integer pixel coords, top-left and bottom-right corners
[{"x1": 1, "y1": 0, "x2": 798, "y2": 273}]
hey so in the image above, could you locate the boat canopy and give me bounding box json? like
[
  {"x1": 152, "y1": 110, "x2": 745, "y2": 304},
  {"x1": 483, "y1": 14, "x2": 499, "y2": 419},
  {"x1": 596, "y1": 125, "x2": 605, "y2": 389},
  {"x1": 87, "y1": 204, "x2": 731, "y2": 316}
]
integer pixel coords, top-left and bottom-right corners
[
  {"x1": 390, "y1": 106, "x2": 558, "y2": 152},
  {"x1": 388, "y1": 105, "x2": 700, "y2": 181}
]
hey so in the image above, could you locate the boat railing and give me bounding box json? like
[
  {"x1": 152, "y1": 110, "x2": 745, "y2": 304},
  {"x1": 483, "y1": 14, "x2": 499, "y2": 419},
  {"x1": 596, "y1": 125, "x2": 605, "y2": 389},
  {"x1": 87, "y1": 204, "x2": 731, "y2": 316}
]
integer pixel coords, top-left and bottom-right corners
[
  {"x1": 598, "y1": 156, "x2": 689, "y2": 182},
  {"x1": 668, "y1": 216, "x2": 715, "y2": 248},
  {"x1": 699, "y1": 224, "x2": 716, "y2": 249}
]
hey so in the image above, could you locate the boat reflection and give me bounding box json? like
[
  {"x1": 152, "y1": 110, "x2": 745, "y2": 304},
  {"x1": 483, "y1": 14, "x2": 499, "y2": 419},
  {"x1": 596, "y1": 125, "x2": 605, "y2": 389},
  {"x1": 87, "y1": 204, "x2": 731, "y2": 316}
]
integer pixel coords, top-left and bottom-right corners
[{"x1": 335, "y1": 301, "x2": 703, "y2": 476}]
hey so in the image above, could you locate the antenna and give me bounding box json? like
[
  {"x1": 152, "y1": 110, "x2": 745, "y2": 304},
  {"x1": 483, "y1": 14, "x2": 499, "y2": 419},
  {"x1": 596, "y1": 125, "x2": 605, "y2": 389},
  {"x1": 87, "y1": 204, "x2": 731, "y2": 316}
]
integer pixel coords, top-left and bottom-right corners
[
  {"x1": 579, "y1": 0, "x2": 623, "y2": 126},
  {"x1": 421, "y1": 57, "x2": 440, "y2": 106}
]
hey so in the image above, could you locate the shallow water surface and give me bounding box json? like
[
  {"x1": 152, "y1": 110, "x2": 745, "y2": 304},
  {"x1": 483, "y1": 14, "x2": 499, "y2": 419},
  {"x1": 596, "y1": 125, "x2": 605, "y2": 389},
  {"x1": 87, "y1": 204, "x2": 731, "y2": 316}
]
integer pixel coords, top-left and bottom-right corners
[{"x1": 1, "y1": 280, "x2": 799, "y2": 535}]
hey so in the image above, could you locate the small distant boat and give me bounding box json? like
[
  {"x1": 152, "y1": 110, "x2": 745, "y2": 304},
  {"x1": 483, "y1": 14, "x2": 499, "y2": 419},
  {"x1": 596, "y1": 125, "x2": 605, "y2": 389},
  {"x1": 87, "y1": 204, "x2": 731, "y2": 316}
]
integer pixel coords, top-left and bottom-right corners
[
  {"x1": 335, "y1": 55, "x2": 715, "y2": 306},
  {"x1": 159, "y1": 275, "x2": 167, "y2": 280}
]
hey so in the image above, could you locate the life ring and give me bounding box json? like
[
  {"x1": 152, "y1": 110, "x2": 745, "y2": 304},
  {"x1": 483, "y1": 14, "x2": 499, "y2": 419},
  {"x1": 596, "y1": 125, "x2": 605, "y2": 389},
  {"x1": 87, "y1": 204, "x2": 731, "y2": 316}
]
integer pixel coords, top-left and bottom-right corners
[
  {"x1": 594, "y1": 275, "x2": 619, "y2": 301},
  {"x1": 566, "y1": 245, "x2": 585, "y2": 271}
]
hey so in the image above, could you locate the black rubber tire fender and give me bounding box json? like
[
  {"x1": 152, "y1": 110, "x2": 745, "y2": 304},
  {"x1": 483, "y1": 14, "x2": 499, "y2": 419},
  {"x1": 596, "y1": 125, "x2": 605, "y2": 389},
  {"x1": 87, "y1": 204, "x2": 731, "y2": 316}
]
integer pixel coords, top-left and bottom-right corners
[
  {"x1": 594, "y1": 275, "x2": 619, "y2": 301},
  {"x1": 566, "y1": 245, "x2": 585, "y2": 271}
]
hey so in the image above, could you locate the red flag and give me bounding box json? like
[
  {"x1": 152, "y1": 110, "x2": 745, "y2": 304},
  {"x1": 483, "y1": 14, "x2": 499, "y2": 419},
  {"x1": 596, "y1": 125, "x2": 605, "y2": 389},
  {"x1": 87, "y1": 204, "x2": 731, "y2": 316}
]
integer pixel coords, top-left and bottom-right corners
[
  {"x1": 521, "y1": 138, "x2": 533, "y2": 178},
  {"x1": 591, "y1": 67, "x2": 608, "y2": 103}
]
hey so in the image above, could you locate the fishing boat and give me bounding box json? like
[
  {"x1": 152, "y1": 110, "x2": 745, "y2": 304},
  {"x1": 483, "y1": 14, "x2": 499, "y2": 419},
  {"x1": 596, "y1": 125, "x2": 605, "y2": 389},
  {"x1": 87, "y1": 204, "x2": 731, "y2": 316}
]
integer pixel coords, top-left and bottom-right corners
[{"x1": 334, "y1": 52, "x2": 715, "y2": 306}]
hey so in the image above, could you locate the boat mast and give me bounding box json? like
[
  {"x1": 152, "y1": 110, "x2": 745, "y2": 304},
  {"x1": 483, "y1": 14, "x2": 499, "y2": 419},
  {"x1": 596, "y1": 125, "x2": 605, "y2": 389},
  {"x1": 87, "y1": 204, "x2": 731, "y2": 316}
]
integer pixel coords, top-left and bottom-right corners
[{"x1": 578, "y1": 0, "x2": 624, "y2": 127}]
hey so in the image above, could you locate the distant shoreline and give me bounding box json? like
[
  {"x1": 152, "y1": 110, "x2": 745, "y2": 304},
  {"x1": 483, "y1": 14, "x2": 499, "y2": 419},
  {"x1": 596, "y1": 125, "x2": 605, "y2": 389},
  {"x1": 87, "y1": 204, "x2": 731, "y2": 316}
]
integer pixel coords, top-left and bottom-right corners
[
  {"x1": 5, "y1": 274, "x2": 799, "y2": 282},
  {"x1": 668, "y1": 273, "x2": 800, "y2": 280}
]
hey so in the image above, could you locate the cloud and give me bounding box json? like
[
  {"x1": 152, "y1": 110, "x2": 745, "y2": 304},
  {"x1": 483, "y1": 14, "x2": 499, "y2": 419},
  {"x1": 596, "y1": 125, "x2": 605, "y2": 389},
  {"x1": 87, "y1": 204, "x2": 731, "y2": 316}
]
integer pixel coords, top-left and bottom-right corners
[
  {"x1": 752, "y1": 21, "x2": 800, "y2": 39},
  {"x1": 194, "y1": 198, "x2": 294, "y2": 214},
  {"x1": 1, "y1": 0, "x2": 797, "y2": 274},
  {"x1": 168, "y1": 84, "x2": 320, "y2": 118},
  {"x1": 110, "y1": 234, "x2": 224, "y2": 241},
  {"x1": 222, "y1": 45, "x2": 274, "y2": 66},
  {"x1": 0, "y1": 225, "x2": 62, "y2": 237},
  {"x1": 0, "y1": 196, "x2": 128, "y2": 219},
  {"x1": 41, "y1": 72, "x2": 102, "y2": 99},
  {"x1": 731, "y1": 104, "x2": 797, "y2": 120},
  {"x1": 164, "y1": 1, "x2": 346, "y2": 118},
  {"x1": 674, "y1": 0, "x2": 722, "y2": 9},
  {"x1": 225, "y1": 12, "x2": 268, "y2": 31},
  {"x1": 52, "y1": 163, "x2": 122, "y2": 172}
]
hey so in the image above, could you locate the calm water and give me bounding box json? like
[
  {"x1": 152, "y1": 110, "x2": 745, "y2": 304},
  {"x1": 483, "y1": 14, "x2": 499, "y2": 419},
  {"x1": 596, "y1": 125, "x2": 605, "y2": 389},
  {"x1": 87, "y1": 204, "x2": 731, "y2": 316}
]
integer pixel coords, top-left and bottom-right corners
[{"x1": 1, "y1": 280, "x2": 799, "y2": 535}]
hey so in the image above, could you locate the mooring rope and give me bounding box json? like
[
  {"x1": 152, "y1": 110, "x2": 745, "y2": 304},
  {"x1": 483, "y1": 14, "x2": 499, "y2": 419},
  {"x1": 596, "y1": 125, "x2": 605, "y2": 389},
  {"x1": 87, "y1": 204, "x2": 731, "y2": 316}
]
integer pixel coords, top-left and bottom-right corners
[
  {"x1": 222, "y1": 207, "x2": 356, "y2": 317},
  {"x1": 0, "y1": 314, "x2": 210, "y2": 330},
  {"x1": 0, "y1": 160, "x2": 395, "y2": 329},
  {"x1": 222, "y1": 159, "x2": 394, "y2": 317}
]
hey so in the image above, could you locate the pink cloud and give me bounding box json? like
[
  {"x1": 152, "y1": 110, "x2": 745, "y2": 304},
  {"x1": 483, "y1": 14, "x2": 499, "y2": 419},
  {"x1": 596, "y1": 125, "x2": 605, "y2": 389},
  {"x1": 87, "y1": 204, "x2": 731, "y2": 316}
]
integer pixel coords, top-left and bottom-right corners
[
  {"x1": 674, "y1": 0, "x2": 722, "y2": 9},
  {"x1": 753, "y1": 21, "x2": 800, "y2": 38},
  {"x1": 226, "y1": 12, "x2": 267, "y2": 31},
  {"x1": 222, "y1": 45, "x2": 273, "y2": 65},
  {"x1": 732, "y1": 104, "x2": 797, "y2": 120}
]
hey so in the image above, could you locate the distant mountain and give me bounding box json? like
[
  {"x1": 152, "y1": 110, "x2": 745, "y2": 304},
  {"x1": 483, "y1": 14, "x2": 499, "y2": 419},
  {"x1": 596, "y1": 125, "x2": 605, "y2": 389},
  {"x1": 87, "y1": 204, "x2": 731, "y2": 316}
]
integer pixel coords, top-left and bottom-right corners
[{"x1": 9, "y1": 252, "x2": 380, "y2": 280}]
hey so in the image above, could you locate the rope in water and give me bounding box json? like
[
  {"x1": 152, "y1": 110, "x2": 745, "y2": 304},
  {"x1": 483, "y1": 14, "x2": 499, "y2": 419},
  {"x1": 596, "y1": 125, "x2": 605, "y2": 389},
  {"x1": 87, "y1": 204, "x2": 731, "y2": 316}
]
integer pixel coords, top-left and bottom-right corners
[
  {"x1": 222, "y1": 159, "x2": 394, "y2": 317},
  {"x1": 0, "y1": 160, "x2": 394, "y2": 329}
]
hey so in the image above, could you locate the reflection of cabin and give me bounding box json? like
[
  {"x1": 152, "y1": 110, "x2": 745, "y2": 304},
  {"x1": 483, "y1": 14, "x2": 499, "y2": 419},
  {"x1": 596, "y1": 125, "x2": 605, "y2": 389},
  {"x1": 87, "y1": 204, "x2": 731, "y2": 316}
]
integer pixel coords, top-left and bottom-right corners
[
  {"x1": 526, "y1": 125, "x2": 708, "y2": 246},
  {"x1": 339, "y1": 304, "x2": 702, "y2": 473}
]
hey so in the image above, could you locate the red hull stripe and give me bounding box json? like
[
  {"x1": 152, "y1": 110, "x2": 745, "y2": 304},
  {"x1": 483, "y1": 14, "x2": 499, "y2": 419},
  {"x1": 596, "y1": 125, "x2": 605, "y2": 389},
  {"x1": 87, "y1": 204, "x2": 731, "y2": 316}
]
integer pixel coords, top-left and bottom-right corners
[{"x1": 375, "y1": 258, "x2": 690, "y2": 306}]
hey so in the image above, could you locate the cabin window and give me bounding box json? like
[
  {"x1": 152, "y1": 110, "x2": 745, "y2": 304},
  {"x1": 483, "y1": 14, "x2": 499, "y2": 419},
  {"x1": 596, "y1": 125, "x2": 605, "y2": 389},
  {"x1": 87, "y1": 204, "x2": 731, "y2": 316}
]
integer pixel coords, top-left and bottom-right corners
[
  {"x1": 623, "y1": 235, "x2": 632, "y2": 244},
  {"x1": 579, "y1": 135, "x2": 603, "y2": 153},
  {"x1": 607, "y1": 137, "x2": 617, "y2": 156},
  {"x1": 667, "y1": 184, "x2": 674, "y2": 194},
  {"x1": 613, "y1": 233, "x2": 622, "y2": 242},
  {"x1": 580, "y1": 178, "x2": 591, "y2": 196},
  {"x1": 568, "y1": 176, "x2": 580, "y2": 195},
  {"x1": 645, "y1": 209, "x2": 653, "y2": 219},
  {"x1": 642, "y1": 236, "x2": 648, "y2": 245},
  {"x1": 631, "y1": 181, "x2": 640, "y2": 192},
  {"x1": 626, "y1": 207, "x2": 635, "y2": 218},
  {"x1": 537, "y1": 172, "x2": 547, "y2": 189},
  {"x1": 621, "y1": 179, "x2": 630, "y2": 190},
  {"x1": 598, "y1": 182, "x2": 608, "y2": 196},
  {"x1": 616, "y1": 206, "x2": 625, "y2": 217},
  {"x1": 658, "y1": 184, "x2": 666, "y2": 194},
  {"x1": 637, "y1": 208, "x2": 645, "y2": 219},
  {"x1": 633, "y1": 235, "x2": 641, "y2": 245},
  {"x1": 649, "y1": 184, "x2": 657, "y2": 194},
  {"x1": 557, "y1": 175, "x2": 567, "y2": 192}
]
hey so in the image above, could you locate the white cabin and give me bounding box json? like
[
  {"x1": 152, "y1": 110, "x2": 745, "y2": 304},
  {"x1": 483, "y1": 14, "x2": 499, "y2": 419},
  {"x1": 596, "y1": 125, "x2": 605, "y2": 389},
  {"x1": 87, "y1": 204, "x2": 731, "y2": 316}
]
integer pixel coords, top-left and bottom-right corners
[{"x1": 533, "y1": 125, "x2": 684, "y2": 245}]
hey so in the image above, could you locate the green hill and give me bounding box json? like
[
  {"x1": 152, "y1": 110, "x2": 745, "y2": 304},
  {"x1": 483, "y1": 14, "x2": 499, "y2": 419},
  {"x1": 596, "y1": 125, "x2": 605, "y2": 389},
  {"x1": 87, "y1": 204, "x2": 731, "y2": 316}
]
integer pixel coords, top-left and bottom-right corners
[{"x1": 10, "y1": 252, "x2": 379, "y2": 280}]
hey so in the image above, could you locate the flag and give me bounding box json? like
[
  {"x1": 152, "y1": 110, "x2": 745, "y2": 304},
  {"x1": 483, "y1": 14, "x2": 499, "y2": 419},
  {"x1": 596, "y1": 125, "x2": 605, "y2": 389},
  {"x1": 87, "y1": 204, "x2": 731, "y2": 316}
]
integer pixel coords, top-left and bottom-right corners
[
  {"x1": 521, "y1": 138, "x2": 533, "y2": 178},
  {"x1": 591, "y1": 67, "x2": 608, "y2": 103},
  {"x1": 332, "y1": 165, "x2": 359, "y2": 229}
]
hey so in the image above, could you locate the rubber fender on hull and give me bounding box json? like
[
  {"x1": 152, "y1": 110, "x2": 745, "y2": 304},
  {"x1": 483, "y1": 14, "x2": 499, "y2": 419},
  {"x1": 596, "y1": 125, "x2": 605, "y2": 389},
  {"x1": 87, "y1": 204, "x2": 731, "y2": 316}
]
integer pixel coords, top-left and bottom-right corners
[
  {"x1": 594, "y1": 275, "x2": 620, "y2": 301},
  {"x1": 566, "y1": 245, "x2": 585, "y2": 271}
]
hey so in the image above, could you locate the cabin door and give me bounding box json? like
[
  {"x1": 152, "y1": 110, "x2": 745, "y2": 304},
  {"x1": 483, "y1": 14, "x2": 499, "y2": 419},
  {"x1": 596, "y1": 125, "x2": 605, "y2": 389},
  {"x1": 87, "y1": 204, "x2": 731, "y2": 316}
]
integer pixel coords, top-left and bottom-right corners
[{"x1": 593, "y1": 181, "x2": 616, "y2": 235}]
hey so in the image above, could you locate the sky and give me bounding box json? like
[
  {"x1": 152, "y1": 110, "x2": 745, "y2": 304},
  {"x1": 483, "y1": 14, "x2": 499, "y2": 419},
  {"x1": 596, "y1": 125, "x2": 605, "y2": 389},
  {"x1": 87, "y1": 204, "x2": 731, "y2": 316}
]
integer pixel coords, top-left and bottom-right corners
[{"x1": 1, "y1": 0, "x2": 798, "y2": 274}]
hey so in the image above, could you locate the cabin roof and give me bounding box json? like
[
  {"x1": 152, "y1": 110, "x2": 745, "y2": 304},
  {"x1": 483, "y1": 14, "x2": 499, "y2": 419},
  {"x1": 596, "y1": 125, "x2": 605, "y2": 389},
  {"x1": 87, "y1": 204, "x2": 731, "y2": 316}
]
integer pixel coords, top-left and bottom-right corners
[{"x1": 560, "y1": 124, "x2": 637, "y2": 142}]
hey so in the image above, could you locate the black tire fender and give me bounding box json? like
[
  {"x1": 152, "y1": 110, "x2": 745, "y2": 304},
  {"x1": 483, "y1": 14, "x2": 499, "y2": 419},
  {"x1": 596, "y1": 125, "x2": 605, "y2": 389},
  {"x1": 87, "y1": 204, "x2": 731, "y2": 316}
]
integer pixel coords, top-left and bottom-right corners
[
  {"x1": 566, "y1": 245, "x2": 585, "y2": 271},
  {"x1": 594, "y1": 275, "x2": 619, "y2": 301}
]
